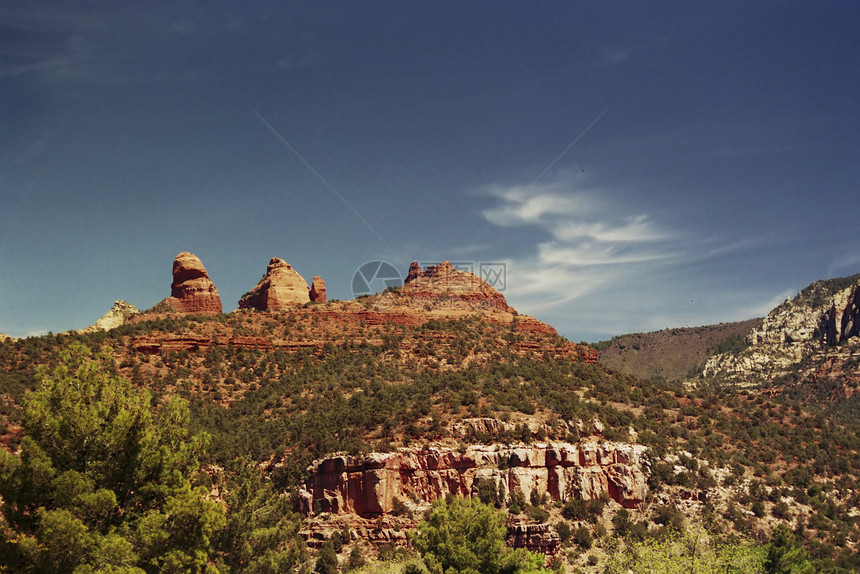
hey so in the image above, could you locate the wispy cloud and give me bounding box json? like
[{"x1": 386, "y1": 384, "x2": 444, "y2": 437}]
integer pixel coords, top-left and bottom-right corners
[
  {"x1": 474, "y1": 175, "x2": 789, "y2": 340},
  {"x1": 551, "y1": 215, "x2": 668, "y2": 243},
  {"x1": 473, "y1": 175, "x2": 738, "y2": 339},
  {"x1": 479, "y1": 177, "x2": 675, "y2": 266},
  {"x1": 476, "y1": 176, "x2": 680, "y2": 309},
  {"x1": 0, "y1": 3, "x2": 227, "y2": 86},
  {"x1": 481, "y1": 183, "x2": 594, "y2": 226}
]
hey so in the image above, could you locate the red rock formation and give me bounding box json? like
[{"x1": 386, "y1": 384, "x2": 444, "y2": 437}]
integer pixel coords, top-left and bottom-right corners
[
  {"x1": 300, "y1": 442, "x2": 648, "y2": 518},
  {"x1": 507, "y1": 523, "x2": 560, "y2": 555},
  {"x1": 127, "y1": 303, "x2": 596, "y2": 365},
  {"x1": 239, "y1": 258, "x2": 311, "y2": 310},
  {"x1": 401, "y1": 261, "x2": 511, "y2": 312},
  {"x1": 310, "y1": 276, "x2": 327, "y2": 303},
  {"x1": 165, "y1": 252, "x2": 222, "y2": 314},
  {"x1": 405, "y1": 261, "x2": 424, "y2": 282}
]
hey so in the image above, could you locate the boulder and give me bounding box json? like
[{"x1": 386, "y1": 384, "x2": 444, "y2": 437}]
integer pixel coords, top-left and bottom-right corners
[
  {"x1": 239, "y1": 258, "x2": 310, "y2": 310},
  {"x1": 165, "y1": 252, "x2": 222, "y2": 314}
]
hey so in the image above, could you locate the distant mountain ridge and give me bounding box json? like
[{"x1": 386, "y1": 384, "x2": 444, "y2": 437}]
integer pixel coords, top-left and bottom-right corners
[
  {"x1": 595, "y1": 319, "x2": 761, "y2": 383},
  {"x1": 598, "y1": 273, "x2": 860, "y2": 398}
]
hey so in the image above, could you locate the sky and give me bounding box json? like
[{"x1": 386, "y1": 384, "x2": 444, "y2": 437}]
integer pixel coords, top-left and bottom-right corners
[{"x1": 2, "y1": 1, "x2": 859, "y2": 342}]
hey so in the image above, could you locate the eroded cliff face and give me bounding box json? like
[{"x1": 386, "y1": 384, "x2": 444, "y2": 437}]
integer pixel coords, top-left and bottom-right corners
[
  {"x1": 299, "y1": 441, "x2": 648, "y2": 519},
  {"x1": 700, "y1": 277, "x2": 860, "y2": 388}
]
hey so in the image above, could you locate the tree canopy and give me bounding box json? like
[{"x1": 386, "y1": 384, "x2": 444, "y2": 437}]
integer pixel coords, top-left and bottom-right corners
[
  {"x1": 0, "y1": 343, "x2": 302, "y2": 573},
  {"x1": 410, "y1": 496, "x2": 549, "y2": 574}
]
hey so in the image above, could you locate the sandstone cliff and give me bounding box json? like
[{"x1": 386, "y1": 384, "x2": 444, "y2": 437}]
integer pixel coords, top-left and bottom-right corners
[
  {"x1": 698, "y1": 274, "x2": 860, "y2": 388},
  {"x1": 164, "y1": 252, "x2": 222, "y2": 314},
  {"x1": 299, "y1": 441, "x2": 648, "y2": 519},
  {"x1": 239, "y1": 258, "x2": 311, "y2": 310}
]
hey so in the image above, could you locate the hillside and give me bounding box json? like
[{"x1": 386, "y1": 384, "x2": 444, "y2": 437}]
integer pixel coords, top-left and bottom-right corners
[
  {"x1": 692, "y1": 274, "x2": 860, "y2": 423},
  {"x1": 1, "y1": 256, "x2": 859, "y2": 572},
  {"x1": 595, "y1": 319, "x2": 761, "y2": 383}
]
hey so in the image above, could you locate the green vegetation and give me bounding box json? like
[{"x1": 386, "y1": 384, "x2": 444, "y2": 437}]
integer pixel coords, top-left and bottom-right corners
[
  {"x1": 715, "y1": 332, "x2": 749, "y2": 356},
  {"x1": 411, "y1": 497, "x2": 549, "y2": 574},
  {"x1": 0, "y1": 343, "x2": 304, "y2": 573},
  {"x1": 603, "y1": 525, "x2": 766, "y2": 573},
  {"x1": 0, "y1": 308, "x2": 859, "y2": 572}
]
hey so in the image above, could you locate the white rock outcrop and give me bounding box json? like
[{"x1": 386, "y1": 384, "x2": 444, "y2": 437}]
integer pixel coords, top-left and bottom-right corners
[
  {"x1": 81, "y1": 300, "x2": 139, "y2": 333},
  {"x1": 700, "y1": 277, "x2": 860, "y2": 387}
]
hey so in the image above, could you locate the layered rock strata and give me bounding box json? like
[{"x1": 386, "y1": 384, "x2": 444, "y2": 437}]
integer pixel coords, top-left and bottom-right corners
[
  {"x1": 507, "y1": 523, "x2": 561, "y2": 555},
  {"x1": 300, "y1": 442, "x2": 648, "y2": 518},
  {"x1": 400, "y1": 261, "x2": 512, "y2": 312},
  {"x1": 165, "y1": 252, "x2": 222, "y2": 314},
  {"x1": 239, "y1": 258, "x2": 311, "y2": 310}
]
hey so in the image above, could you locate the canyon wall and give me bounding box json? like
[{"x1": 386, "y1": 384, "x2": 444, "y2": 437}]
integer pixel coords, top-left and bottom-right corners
[{"x1": 300, "y1": 441, "x2": 648, "y2": 518}]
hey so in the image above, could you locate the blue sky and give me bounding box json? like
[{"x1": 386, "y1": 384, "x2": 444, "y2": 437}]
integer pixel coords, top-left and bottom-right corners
[{"x1": 2, "y1": 1, "x2": 859, "y2": 342}]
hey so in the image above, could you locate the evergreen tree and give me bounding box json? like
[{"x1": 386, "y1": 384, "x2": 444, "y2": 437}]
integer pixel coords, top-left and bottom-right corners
[
  {"x1": 315, "y1": 540, "x2": 338, "y2": 574},
  {"x1": 411, "y1": 497, "x2": 549, "y2": 574},
  {"x1": 764, "y1": 525, "x2": 816, "y2": 574},
  {"x1": 0, "y1": 343, "x2": 224, "y2": 573}
]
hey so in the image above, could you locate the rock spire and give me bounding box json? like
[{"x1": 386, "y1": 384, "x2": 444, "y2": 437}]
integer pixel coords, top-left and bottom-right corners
[
  {"x1": 165, "y1": 252, "x2": 222, "y2": 314},
  {"x1": 310, "y1": 276, "x2": 327, "y2": 303}
]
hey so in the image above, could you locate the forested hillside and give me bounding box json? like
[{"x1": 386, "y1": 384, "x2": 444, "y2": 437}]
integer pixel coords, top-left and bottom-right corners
[{"x1": 1, "y1": 304, "x2": 858, "y2": 572}]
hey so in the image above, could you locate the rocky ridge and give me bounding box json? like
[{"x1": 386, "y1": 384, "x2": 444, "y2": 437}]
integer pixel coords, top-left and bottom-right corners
[
  {"x1": 698, "y1": 274, "x2": 860, "y2": 388},
  {"x1": 126, "y1": 255, "x2": 595, "y2": 365},
  {"x1": 126, "y1": 304, "x2": 596, "y2": 366}
]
